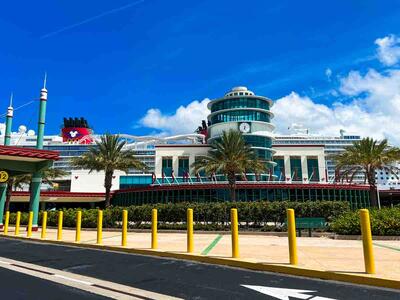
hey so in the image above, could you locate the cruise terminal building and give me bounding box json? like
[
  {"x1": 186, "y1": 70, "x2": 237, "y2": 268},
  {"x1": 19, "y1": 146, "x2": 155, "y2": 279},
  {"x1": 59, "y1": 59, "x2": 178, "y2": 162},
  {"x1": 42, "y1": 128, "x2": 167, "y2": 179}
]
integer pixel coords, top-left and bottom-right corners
[{"x1": 112, "y1": 87, "x2": 370, "y2": 208}]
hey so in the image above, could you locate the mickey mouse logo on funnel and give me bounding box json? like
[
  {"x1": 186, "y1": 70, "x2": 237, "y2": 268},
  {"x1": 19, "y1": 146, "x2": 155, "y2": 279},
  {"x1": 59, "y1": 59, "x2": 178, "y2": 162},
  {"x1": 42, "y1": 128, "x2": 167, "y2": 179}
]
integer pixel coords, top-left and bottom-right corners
[{"x1": 62, "y1": 117, "x2": 93, "y2": 144}]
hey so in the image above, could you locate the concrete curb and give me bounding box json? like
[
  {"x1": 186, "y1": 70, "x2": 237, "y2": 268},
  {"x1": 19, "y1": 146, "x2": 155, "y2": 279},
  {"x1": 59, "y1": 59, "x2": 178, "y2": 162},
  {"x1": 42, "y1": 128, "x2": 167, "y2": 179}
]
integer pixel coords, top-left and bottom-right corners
[
  {"x1": 1, "y1": 235, "x2": 399, "y2": 290},
  {"x1": 35, "y1": 228, "x2": 400, "y2": 240},
  {"x1": 333, "y1": 234, "x2": 400, "y2": 241}
]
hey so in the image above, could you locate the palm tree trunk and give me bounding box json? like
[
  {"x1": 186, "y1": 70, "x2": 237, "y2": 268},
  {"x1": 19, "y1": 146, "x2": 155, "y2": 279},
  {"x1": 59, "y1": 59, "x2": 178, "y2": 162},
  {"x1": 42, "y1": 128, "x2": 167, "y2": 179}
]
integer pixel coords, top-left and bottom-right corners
[
  {"x1": 229, "y1": 185, "x2": 236, "y2": 202},
  {"x1": 228, "y1": 172, "x2": 236, "y2": 202},
  {"x1": 104, "y1": 170, "x2": 113, "y2": 208},
  {"x1": 369, "y1": 186, "x2": 378, "y2": 207},
  {"x1": 366, "y1": 169, "x2": 378, "y2": 207}
]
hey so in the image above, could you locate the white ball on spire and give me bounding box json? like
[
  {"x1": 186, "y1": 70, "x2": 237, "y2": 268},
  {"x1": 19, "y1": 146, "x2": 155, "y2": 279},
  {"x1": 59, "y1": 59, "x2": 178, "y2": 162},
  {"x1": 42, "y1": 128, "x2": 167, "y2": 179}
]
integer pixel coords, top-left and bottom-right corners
[{"x1": 18, "y1": 125, "x2": 27, "y2": 134}]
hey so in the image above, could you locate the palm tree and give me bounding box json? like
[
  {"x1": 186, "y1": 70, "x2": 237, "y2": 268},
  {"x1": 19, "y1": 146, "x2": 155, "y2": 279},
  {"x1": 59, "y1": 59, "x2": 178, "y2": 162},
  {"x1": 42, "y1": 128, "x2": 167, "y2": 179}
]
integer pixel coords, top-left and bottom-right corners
[
  {"x1": 72, "y1": 134, "x2": 147, "y2": 207},
  {"x1": 5, "y1": 168, "x2": 68, "y2": 211},
  {"x1": 191, "y1": 130, "x2": 267, "y2": 201},
  {"x1": 333, "y1": 137, "x2": 400, "y2": 207}
]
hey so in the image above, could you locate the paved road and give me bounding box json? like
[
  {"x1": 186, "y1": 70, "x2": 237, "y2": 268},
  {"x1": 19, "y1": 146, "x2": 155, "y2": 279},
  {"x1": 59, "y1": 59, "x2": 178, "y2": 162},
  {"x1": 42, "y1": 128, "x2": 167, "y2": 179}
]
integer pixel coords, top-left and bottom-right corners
[
  {"x1": 0, "y1": 267, "x2": 109, "y2": 299},
  {"x1": 0, "y1": 237, "x2": 399, "y2": 299}
]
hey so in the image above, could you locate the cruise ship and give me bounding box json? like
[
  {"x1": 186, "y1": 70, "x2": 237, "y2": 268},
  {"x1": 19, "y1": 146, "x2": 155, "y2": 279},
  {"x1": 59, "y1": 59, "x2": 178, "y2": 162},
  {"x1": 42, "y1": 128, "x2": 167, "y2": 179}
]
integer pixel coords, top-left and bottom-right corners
[{"x1": 0, "y1": 122, "x2": 369, "y2": 189}]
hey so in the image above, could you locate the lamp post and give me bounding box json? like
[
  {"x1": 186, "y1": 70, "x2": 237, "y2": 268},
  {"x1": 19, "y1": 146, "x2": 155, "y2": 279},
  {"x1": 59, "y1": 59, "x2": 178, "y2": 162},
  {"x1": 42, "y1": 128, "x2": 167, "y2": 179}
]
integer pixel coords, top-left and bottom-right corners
[{"x1": 376, "y1": 185, "x2": 381, "y2": 209}]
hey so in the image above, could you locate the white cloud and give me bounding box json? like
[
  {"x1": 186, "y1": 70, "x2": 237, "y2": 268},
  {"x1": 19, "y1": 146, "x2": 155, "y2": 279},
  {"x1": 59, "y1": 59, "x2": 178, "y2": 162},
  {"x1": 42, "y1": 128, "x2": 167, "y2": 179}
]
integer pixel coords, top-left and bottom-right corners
[
  {"x1": 340, "y1": 69, "x2": 400, "y2": 117},
  {"x1": 272, "y1": 92, "x2": 337, "y2": 134},
  {"x1": 375, "y1": 34, "x2": 400, "y2": 66},
  {"x1": 139, "y1": 98, "x2": 210, "y2": 135},
  {"x1": 272, "y1": 67, "x2": 400, "y2": 144},
  {"x1": 325, "y1": 68, "x2": 332, "y2": 80}
]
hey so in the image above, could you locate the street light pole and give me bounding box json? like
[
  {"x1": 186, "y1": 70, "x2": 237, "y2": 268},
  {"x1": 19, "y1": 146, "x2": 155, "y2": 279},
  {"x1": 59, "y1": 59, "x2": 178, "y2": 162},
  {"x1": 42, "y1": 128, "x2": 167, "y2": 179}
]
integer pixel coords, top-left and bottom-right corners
[{"x1": 376, "y1": 185, "x2": 381, "y2": 209}]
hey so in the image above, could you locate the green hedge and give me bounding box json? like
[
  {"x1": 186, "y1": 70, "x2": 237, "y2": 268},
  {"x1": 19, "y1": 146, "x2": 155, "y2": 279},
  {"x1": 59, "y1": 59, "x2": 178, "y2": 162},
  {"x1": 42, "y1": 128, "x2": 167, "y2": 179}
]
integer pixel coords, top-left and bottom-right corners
[
  {"x1": 330, "y1": 207, "x2": 400, "y2": 235},
  {"x1": 7, "y1": 201, "x2": 349, "y2": 231}
]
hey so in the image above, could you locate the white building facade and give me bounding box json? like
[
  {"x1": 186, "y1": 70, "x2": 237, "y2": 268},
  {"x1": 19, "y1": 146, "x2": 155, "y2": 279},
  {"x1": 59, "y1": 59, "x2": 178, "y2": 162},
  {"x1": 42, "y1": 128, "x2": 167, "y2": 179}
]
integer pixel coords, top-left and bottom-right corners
[{"x1": 153, "y1": 143, "x2": 326, "y2": 183}]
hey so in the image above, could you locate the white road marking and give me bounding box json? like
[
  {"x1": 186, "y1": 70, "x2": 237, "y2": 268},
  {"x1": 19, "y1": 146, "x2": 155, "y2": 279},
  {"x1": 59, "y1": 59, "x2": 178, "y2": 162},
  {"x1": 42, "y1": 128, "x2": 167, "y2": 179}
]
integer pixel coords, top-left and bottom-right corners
[
  {"x1": 0, "y1": 256, "x2": 182, "y2": 299},
  {"x1": 54, "y1": 274, "x2": 93, "y2": 285},
  {"x1": 241, "y1": 285, "x2": 337, "y2": 300}
]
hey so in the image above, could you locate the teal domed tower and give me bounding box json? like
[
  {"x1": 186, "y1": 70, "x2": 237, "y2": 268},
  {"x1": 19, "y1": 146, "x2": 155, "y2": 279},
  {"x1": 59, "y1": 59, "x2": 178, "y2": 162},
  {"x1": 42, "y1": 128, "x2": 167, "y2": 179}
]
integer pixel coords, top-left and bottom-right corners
[{"x1": 207, "y1": 87, "x2": 275, "y2": 180}]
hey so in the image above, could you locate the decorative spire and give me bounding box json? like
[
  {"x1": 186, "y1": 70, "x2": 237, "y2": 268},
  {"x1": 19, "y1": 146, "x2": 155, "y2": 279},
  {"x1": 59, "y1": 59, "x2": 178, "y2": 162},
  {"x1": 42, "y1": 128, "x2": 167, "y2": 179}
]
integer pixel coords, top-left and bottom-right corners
[
  {"x1": 5, "y1": 92, "x2": 14, "y2": 145},
  {"x1": 43, "y1": 72, "x2": 47, "y2": 90},
  {"x1": 9, "y1": 93, "x2": 13, "y2": 108}
]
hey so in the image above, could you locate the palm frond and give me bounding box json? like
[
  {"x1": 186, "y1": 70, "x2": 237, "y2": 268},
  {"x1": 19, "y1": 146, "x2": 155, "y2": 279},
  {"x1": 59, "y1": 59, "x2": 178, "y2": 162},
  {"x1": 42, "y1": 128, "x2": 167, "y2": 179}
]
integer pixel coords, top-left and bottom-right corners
[
  {"x1": 71, "y1": 134, "x2": 147, "y2": 173},
  {"x1": 191, "y1": 129, "x2": 268, "y2": 180},
  {"x1": 332, "y1": 137, "x2": 400, "y2": 186}
]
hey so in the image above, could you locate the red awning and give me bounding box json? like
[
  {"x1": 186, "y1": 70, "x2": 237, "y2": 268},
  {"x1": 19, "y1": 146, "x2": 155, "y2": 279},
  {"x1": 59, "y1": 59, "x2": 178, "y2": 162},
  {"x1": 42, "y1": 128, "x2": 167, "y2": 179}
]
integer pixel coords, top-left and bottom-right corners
[{"x1": 0, "y1": 145, "x2": 59, "y2": 160}]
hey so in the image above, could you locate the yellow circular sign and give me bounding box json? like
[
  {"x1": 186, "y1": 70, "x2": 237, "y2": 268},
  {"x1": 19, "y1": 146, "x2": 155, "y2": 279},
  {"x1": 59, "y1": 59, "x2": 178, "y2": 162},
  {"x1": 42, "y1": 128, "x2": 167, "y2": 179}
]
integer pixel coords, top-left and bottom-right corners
[{"x1": 0, "y1": 171, "x2": 9, "y2": 183}]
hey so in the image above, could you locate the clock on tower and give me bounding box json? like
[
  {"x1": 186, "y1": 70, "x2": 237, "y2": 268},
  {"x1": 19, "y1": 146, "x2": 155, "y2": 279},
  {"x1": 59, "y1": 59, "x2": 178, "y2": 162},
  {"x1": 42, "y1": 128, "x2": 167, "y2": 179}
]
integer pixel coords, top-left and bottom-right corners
[{"x1": 239, "y1": 122, "x2": 251, "y2": 133}]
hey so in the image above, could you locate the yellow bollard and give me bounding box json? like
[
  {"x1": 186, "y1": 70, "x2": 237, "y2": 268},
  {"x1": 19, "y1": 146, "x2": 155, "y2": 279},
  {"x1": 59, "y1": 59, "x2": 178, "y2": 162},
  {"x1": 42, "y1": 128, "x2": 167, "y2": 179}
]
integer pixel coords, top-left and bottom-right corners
[
  {"x1": 231, "y1": 208, "x2": 239, "y2": 258},
  {"x1": 151, "y1": 209, "x2": 157, "y2": 249},
  {"x1": 27, "y1": 211, "x2": 33, "y2": 238},
  {"x1": 360, "y1": 209, "x2": 375, "y2": 274},
  {"x1": 75, "y1": 210, "x2": 82, "y2": 243},
  {"x1": 57, "y1": 211, "x2": 63, "y2": 241},
  {"x1": 187, "y1": 208, "x2": 194, "y2": 253},
  {"x1": 41, "y1": 211, "x2": 47, "y2": 239},
  {"x1": 287, "y1": 209, "x2": 298, "y2": 265},
  {"x1": 15, "y1": 211, "x2": 21, "y2": 236},
  {"x1": 97, "y1": 210, "x2": 103, "y2": 245},
  {"x1": 122, "y1": 210, "x2": 127, "y2": 247},
  {"x1": 4, "y1": 211, "x2": 9, "y2": 235}
]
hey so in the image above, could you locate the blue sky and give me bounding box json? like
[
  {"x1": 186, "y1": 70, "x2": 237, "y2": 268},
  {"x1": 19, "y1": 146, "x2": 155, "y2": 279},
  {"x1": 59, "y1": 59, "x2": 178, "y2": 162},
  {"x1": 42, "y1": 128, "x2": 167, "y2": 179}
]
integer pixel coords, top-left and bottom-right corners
[{"x1": 1, "y1": 0, "x2": 400, "y2": 142}]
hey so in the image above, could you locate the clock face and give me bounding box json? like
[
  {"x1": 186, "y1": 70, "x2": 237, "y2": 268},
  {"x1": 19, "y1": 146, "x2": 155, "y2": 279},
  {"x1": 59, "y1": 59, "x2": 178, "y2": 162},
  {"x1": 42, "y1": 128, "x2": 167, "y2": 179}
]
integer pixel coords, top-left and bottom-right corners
[{"x1": 239, "y1": 122, "x2": 251, "y2": 133}]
